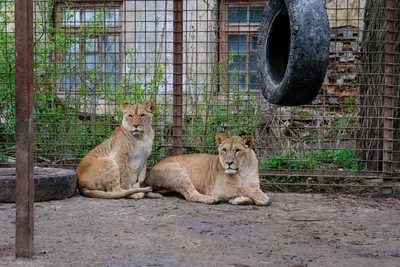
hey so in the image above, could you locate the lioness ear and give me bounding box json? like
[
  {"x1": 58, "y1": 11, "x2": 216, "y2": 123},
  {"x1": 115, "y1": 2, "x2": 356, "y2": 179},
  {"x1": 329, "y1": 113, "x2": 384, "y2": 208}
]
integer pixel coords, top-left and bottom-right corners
[
  {"x1": 215, "y1": 133, "x2": 227, "y2": 146},
  {"x1": 242, "y1": 135, "x2": 255, "y2": 148},
  {"x1": 146, "y1": 102, "x2": 156, "y2": 113},
  {"x1": 120, "y1": 101, "x2": 129, "y2": 111}
]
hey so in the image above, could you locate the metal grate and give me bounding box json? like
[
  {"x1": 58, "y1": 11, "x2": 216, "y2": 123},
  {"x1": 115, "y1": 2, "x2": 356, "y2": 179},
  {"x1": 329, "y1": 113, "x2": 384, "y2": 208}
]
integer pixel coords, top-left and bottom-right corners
[{"x1": 1, "y1": 0, "x2": 399, "y2": 194}]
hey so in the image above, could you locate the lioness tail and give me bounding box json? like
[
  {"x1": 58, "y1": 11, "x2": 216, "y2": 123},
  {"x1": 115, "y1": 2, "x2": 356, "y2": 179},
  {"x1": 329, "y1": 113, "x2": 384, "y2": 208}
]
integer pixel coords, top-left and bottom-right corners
[{"x1": 81, "y1": 187, "x2": 151, "y2": 199}]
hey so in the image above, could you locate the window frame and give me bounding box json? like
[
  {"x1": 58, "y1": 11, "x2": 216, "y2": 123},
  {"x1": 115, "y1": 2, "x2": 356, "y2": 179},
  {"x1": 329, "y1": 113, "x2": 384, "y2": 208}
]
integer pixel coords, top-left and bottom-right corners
[
  {"x1": 219, "y1": 0, "x2": 266, "y2": 92},
  {"x1": 54, "y1": 1, "x2": 123, "y2": 92}
]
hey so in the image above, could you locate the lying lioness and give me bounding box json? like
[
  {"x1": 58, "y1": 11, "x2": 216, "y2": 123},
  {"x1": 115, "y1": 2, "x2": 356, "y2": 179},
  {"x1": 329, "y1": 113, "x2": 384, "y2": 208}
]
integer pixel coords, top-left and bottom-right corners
[
  {"x1": 146, "y1": 133, "x2": 271, "y2": 205},
  {"x1": 76, "y1": 101, "x2": 155, "y2": 199}
]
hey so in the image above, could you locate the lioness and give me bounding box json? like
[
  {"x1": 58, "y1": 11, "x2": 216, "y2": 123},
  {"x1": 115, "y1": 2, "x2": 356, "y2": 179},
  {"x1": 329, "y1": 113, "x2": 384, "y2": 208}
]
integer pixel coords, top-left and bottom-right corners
[
  {"x1": 76, "y1": 101, "x2": 156, "y2": 199},
  {"x1": 145, "y1": 133, "x2": 271, "y2": 205}
]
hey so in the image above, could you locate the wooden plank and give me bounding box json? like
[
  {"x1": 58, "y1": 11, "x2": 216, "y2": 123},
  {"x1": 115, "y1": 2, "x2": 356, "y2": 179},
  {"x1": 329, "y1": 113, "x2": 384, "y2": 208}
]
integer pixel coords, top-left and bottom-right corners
[{"x1": 15, "y1": 0, "x2": 34, "y2": 258}]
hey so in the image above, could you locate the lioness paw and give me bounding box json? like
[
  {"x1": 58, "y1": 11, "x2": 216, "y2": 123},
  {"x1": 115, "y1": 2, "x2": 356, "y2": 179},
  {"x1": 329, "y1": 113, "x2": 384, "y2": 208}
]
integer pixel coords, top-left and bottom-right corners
[
  {"x1": 127, "y1": 192, "x2": 145, "y2": 199},
  {"x1": 146, "y1": 192, "x2": 164, "y2": 199},
  {"x1": 198, "y1": 195, "x2": 219, "y2": 204},
  {"x1": 253, "y1": 195, "x2": 271, "y2": 206},
  {"x1": 205, "y1": 196, "x2": 219, "y2": 204},
  {"x1": 255, "y1": 197, "x2": 271, "y2": 206},
  {"x1": 229, "y1": 196, "x2": 254, "y2": 205},
  {"x1": 251, "y1": 188, "x2": 271, "y2": 206}
]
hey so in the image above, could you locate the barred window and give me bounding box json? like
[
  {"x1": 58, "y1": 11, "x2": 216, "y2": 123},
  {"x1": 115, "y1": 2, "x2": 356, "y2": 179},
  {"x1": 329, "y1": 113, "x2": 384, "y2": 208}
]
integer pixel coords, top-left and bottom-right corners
[
  {"x1": 220, "y1": 1, "x2": 265, "y2": 91},
  {"x1": 56, "y1": 3, "x2": 122, "y2": 92}
]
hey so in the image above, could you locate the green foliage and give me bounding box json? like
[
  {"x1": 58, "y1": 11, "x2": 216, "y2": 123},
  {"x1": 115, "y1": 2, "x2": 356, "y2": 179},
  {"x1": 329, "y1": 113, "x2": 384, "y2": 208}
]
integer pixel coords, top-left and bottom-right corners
[
  {"x1": 0, "y1": 0, "x2": 165, "y2": 164},
  {"x1": 260, "y1": 149, "x2": 365, "y2": 183},
  {"x1": 183, "y1": 53, "x2": 260, "y2": 153},
  {"x1": 261, "y1": 149, "x2": 364, "y2": 171},
  {"x1": 345, "y1": 177, "x2": 364, "y2": 184},
  {"x1": 107, "y1": 49, "x2": 164, "y2": 113},
  {"x1": 0, "y1": 1, "x2": 16, "y2": 161},
  {"x1": 0, "y1": 0, "x2": 259, "y2": 164},
  {"x1": 33, "y1": 92, "x2": 114, "y2": 161}
]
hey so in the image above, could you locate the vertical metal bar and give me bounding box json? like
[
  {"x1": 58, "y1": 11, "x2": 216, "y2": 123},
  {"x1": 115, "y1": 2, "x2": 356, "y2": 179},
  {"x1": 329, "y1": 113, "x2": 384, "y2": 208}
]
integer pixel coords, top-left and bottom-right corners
[
  {"x1": 382, "y1": 0, "x2": 396, "y2": 195},
  {"x1": 173, "y1": 0, "x2": 183, "y2": 155},
  {"x1": 15, "y1": 0, "x2": 34, "y2": 258}
]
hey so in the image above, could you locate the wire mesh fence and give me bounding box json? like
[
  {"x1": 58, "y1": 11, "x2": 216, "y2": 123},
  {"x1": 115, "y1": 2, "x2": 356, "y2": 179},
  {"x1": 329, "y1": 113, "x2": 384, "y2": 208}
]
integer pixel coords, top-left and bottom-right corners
[{"x1": 0, "y1": 0, "x2": 399, "y2": 194}]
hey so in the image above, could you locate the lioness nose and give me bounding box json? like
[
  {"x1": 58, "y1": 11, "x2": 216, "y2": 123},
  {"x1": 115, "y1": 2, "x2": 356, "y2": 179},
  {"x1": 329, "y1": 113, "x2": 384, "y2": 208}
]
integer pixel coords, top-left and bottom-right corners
[
  {"x1": 132, "y1": 124, "x2": 140, "y2": 128},
  {"x1": 226, "y1": 161, "x2": 234, "y2": 166}
]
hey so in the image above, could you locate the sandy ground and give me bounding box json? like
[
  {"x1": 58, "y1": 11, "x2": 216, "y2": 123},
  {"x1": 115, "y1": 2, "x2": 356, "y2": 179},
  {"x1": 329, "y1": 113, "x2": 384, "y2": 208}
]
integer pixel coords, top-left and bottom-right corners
[{"x1": 1, "y1": 193, "x2": 400, "y2": 267}]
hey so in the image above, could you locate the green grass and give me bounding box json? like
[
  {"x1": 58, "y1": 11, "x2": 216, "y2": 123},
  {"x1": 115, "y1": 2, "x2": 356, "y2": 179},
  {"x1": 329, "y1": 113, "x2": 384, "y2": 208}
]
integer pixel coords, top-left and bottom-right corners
[{"x1": 260, "y1": 149, "x2": 365, "y2": 183}]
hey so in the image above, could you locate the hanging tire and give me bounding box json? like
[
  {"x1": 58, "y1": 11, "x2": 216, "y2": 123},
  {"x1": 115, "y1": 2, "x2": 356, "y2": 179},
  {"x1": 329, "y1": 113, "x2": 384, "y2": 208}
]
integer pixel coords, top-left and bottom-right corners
[
  {"x1": 0, "y1": 167, "x2": 77, "y2": 203},
  {"x1": 257, "y1": 0, "x2": 330, "y2": 106}
]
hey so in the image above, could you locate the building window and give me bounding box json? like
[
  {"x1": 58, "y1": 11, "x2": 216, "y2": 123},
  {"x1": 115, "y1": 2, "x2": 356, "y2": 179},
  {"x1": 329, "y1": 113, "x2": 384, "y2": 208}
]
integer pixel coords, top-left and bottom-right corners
[
  {"x1": 228, "y1": 6, "x2": 263, "y2": 25},
  {"x1": 56, "y1": 3, "x2": 121, "y2": 91},
  {"x1": 220, "y1": 1, "x2": 265, "y2": 91}
]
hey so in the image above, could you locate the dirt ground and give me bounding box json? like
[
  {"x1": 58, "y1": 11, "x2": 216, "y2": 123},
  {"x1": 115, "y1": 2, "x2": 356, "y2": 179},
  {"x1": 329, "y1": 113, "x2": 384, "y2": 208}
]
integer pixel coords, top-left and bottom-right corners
[{"x1": 1, "y1": 193, "x2": 400, "y2": 267}]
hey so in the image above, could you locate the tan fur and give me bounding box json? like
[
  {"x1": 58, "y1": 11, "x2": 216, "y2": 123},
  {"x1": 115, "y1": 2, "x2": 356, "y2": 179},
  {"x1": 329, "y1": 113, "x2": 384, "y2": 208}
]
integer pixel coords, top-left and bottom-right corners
[
  {"x1": 76, "y1": 102, "x2": 156, "y2": 199},
  {"x1": 146, "y1": 133, "x2": 271, "y2": 205}
]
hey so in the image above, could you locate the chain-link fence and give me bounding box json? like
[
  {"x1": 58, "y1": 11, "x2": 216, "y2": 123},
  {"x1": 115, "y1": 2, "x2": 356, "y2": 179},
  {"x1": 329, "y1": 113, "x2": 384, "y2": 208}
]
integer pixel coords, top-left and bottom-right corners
[{"x1": 1, "y1": 0, "x2": 399, "y2": 194}]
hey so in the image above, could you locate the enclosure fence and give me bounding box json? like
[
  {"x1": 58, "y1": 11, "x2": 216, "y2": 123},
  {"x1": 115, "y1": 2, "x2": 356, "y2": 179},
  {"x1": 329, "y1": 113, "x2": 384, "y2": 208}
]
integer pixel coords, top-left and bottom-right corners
[{"x1": 0, "y1": 0, "x2": 399, "y2": 194}]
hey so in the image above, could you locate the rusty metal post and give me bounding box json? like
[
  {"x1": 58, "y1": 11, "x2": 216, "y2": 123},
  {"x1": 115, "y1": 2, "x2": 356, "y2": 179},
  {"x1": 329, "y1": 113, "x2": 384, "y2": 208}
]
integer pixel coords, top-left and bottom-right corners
[
  {"x1": 15, "y1": 0, "x2": 35, "y2": 258},
  {"x1": 172, "y1": 0, "x2": 183, "y2": 155},
  {"x1": 382, "y1": 0, "x2": 397, "y2": 195}
]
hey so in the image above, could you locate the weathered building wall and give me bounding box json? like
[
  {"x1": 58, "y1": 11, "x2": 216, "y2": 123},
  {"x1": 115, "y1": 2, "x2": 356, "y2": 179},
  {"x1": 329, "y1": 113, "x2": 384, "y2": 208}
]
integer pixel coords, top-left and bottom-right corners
[
  {"x1": 124, "y1": 0, "x2": 218, "y2": 93},
  {"x1": 326, "y1": 0, "x2": 366, "y2": 29},
  {"x1": 123, "y1": 0, "x2": 365, "y2": 94}
]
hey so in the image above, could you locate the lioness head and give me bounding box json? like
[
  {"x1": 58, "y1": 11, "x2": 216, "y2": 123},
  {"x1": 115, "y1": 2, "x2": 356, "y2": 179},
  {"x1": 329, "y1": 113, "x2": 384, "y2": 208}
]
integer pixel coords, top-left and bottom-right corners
[
  {"x1": 215, "y1": 133, "x2": 255, "y2": 174},
  {"x1": 121, "y1": 101, "x2": 156, "y2": 135}
]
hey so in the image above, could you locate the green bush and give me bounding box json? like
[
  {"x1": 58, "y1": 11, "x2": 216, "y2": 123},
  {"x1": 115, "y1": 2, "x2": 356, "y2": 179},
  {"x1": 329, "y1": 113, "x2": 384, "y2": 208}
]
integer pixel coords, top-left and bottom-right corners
[
  {"x1": 182, "y1": 53, "x2": 260, "y2": 154},
  {"x1": 260, "y1": 149, "x2": 365, "y2": 183},
  {"x1": 0, "y1": 0, "x2": 163, "y2": 164},
  {"x1": 0, "y1": 1, "x2": 16, "y2": 161}
]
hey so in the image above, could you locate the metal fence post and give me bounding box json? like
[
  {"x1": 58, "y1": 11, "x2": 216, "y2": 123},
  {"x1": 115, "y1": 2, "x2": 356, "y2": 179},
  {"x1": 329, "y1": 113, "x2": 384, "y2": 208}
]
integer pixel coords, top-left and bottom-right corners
[{"x1": 15, "y1": 0, "x2": 34, "y2": 258}]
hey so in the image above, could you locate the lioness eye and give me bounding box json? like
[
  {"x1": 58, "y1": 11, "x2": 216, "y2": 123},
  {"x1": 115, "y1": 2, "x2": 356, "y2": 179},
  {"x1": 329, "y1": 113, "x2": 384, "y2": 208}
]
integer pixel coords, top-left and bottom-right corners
[
  {"x1": 128, "y1": 114, "x2": 133, "y2": 118},
  {"x1": 235, "y1": 149, "x2": 241, "y2": 154},
  {"x1": 141, "y1": 114, "x2": 145, "y2": 118},
  {"x1": 222, "y1": 148, "x2": 227, "y2": 152}
]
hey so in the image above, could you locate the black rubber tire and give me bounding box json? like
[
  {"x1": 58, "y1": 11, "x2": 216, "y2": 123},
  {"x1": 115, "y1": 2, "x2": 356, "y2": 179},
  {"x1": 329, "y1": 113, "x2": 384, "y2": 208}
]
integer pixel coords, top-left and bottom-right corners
[
  {"x1": 0, "y1": 168, "x2": 77, "y2": 203},
  {"x1": 257, "y1": 0, "x2": 330, "y2": 106}
]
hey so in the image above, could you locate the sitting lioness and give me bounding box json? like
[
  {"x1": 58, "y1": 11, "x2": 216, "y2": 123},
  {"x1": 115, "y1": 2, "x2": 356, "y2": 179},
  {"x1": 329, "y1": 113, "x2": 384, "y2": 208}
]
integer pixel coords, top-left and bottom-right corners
[
  {"x1": 76, "y1": 101, "x2": 156, "y2": 199},
  {"x1": 145, "y1": 133, "x2": 271, "y2": 205}
]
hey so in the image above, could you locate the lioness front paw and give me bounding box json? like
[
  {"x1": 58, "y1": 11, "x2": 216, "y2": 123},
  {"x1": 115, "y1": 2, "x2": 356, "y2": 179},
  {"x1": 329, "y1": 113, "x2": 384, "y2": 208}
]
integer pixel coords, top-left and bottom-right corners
[
  {"x1": 127, "y1": 192, "x2": 145, "y2": 199},
  {"x1": 255, "y1": 196, "x2": 271, "y2": 206},
  {"x1": 251, "y1": 188, "x2": 271, "y2": 206},
  {"x1": 202, "y1": 195, "x2": 219, "y2": 204},
  {"x1": 193, "y1": 195, "x2": 219, "y2": 204},
  {"x1": 145, "y1": 192, "x2": 164, "y2": 199},
  {"x1": 229, "y1": 196, "x2": 254, "y2": 205}
]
